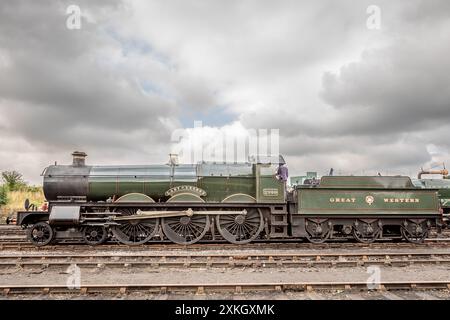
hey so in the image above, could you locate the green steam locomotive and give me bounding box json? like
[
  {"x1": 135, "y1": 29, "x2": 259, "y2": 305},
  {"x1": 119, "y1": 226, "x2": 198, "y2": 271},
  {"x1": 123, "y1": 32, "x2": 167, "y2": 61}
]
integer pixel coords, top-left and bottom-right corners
[{"x1": 15, "y1": 152, "x2": 443, "y2": 246}]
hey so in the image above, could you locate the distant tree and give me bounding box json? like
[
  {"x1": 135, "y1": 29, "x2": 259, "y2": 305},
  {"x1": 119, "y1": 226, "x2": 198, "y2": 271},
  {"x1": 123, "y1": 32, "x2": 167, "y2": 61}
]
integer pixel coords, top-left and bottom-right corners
[
  {"x1": 0, "y1": 185, "x2": 7, "y2": 206},
  {"x1": 1, "y1": 171, "x2": 27, "y2": 191}
]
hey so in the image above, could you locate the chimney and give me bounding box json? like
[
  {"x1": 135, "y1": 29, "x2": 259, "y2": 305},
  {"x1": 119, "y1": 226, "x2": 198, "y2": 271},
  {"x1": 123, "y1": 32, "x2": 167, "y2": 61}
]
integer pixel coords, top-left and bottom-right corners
[{"x1": 72, "y1": 151, "x2": 87, "y2": 166}]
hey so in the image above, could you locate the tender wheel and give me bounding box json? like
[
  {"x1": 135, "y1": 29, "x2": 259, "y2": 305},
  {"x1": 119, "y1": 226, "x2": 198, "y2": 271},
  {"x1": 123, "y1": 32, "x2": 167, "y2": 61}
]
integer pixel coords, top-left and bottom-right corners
[
  {"x1": 111, "y1": 208, "x2": 159, "y2": 245},
  {"x1": 352, "y1": 220, "x2": 381, "y2": 243},
  {"x1": 82, "y1": 226, "x2": 107, "y2": 245},
  {"x1": 216, "y1": 208, "x2": 264, "y2": 244},
  {"x1": 305, "y1": 219, "x2": 331, "y2": 244},
  {"x1": 27, "y1": 222, "x2": 54, "y2": 246},
  {"x1": 162, "y1": 214, "x2": 210, "y2": 245},
  {"x1": 401, "y1": 220, "x2": 429, "y2": 244}
]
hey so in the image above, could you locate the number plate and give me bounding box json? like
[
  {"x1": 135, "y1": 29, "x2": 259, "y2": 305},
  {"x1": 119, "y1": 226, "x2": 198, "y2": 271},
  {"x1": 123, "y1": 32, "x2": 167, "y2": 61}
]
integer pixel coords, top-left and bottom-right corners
[{"x1": 263, "y1": 188, "x2": 279, "y2": 197}]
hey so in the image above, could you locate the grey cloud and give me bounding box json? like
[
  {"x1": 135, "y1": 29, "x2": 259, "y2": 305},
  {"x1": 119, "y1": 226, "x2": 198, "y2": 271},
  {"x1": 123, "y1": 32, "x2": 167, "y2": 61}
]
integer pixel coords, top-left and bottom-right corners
[
  {"x1": 1, "y1": 0, "x2": 450, "y2": 184},
  {"x1": 320, "y1": 40, "x2": 450, "y2": 136},
  {"x1": 0, "y1": 0, "x2": 179, "y2": 153},
  {"x1": 237, "y1": 1, "x2": 450, "y2": 176},
  {"x1": 319, "y1": 0, "x2": 450, "y2": 138}
]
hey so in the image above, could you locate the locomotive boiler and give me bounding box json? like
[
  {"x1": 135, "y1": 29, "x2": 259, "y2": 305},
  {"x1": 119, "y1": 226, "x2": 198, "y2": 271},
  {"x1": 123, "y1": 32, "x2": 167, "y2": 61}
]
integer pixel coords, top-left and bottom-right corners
[
  {"x1": 15, "y1": 152, "x2": 443, "y2": 246},
  {"x1": 42, "y1": 152, "x2": 284, "y2": 204}
]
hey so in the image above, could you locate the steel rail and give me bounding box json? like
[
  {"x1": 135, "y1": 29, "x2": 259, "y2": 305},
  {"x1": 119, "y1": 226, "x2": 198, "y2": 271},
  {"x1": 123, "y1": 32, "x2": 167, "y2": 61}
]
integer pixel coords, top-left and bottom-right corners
[
  {"x1": 2, "y1": 281, "x2": 450, "y2": 296},
  {"x1": 1, "y1": 251, "x2": 450, "y2": 268},
  {"x1": 2, "y1": 239, "x2": 450, "y2": 251}
]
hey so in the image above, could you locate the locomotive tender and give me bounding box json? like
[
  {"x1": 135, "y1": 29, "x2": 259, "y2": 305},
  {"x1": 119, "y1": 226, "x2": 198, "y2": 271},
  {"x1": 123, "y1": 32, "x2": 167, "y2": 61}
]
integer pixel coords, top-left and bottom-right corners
[{"x1": 16, "y1": 152, "x2": 443, "y2": 246}]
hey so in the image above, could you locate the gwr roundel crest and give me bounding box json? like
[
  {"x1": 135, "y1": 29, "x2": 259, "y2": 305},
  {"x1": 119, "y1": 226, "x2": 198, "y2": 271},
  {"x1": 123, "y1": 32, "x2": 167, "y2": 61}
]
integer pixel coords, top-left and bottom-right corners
[{"x1": 365, "y1": 195, "x2": 375, "y2": 205}]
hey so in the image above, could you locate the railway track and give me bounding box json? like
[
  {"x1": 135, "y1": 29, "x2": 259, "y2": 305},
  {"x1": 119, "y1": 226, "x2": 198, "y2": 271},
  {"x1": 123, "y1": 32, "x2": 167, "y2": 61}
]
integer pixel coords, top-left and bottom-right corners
[
  {"x1": 2, "y1": 224, "x2": 450, "y2": 236},
  {"x1": 2, "y1": 229, "x2": 450, "y2": 299},
  {"x1": 2, "y1": 281, "x2": 450, "y2": 296},
  {"x1": 1, "y1": 225, "x2": 450, "y2": 250},
  {"x1": 1, "y1": 238, "x2": 450, "y2": 251},
  {"x1": 1, "y1": 251, "x2": 450, "y2": 269}
]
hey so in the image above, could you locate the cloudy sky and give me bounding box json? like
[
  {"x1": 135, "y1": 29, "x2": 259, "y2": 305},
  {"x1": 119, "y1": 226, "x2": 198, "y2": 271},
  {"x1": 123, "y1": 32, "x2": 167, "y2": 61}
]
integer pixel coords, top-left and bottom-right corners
[{"x1": 0, "y1": 0, "x2": 449, "y2": 184}]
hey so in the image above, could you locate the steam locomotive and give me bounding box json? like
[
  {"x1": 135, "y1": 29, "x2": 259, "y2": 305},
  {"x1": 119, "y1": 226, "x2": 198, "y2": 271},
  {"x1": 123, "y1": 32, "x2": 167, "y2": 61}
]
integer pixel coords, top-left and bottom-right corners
[
  {"x1": 413, "y1": 168, "x2": 450, "y2": 225},
  {"x1": 15, "y1": 152, "x2": 443, "y2": 246}
]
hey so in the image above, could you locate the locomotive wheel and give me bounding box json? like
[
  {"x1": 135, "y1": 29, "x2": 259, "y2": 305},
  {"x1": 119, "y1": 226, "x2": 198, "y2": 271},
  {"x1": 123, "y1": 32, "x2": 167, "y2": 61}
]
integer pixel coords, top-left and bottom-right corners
[
  {"x1": 401, "y1": 220, "x2": 429, "y2": 244},
  {"x1": 216, "y1": 208, "x2": 264, "y2": 244},
  {"x1": 162, "y1": 214, "x2": 210, "y2": 245},
  {"x1": 305, "y1": 219, "x2": 331, "y2": 244},
  {"x1": 28, "y1": 222, "x2": 54, "y2": 246},
  {"x1": 161, "y1": 193, "x2": 210, "y2": 245},
  {"x1": 82, "y1": 226, "x2": 107, "y2": 245},
  {"x1": 352, "y1": 220, "x2": 381, "y2": 243},
  {"x1": 111, "y1": 208, "x2": 160, "y2": 245}
]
